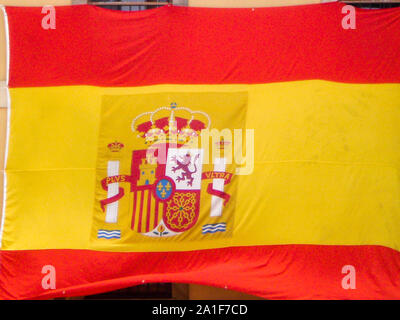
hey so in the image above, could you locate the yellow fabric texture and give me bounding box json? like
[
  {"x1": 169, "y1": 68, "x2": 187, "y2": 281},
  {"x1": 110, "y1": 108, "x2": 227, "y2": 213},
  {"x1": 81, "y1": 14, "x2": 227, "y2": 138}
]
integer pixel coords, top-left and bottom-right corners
[{"x1": 2, "y1": 80, "x2": 400, "y2": 252}]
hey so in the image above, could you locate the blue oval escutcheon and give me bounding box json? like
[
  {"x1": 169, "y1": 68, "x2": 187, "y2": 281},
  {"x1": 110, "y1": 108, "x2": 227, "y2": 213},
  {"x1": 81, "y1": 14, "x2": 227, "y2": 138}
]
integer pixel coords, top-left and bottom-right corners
[{"x1": 153, "y1": 177, "x2": 175, "y2": 201}]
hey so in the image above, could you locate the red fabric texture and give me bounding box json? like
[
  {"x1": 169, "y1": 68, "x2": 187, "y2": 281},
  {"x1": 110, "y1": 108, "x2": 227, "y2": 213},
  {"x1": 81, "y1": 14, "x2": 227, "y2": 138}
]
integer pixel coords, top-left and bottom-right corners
[
  {"x1": 6, "y1": 3, "x2": 400, "y2": 88},
  {"x1": 1, "y1": 245, "x2": 400, "y2": 300}
]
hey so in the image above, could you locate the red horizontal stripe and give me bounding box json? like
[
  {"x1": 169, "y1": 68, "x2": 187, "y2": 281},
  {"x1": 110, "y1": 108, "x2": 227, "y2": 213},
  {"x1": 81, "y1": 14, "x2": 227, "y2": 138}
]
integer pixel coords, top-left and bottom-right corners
[
  {"x1": 1, "y1": 245, "x2": 400, "y2": 299},
  {"x1": 6, "y1": 3, "x2": 400, "y2": 88}
]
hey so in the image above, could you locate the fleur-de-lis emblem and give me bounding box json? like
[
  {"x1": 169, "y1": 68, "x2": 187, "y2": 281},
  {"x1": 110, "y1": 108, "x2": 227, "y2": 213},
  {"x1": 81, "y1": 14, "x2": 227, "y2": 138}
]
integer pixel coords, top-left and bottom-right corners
[{"x1": 154, "y1": 178, "x2": 174, "y2": 201}]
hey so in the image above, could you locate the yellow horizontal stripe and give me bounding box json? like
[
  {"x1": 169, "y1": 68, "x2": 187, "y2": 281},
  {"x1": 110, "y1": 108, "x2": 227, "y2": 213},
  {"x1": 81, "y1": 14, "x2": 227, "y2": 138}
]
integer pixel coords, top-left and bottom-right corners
[{"x1": 2, "y1": 81, "x2": 400, "y2": 252}]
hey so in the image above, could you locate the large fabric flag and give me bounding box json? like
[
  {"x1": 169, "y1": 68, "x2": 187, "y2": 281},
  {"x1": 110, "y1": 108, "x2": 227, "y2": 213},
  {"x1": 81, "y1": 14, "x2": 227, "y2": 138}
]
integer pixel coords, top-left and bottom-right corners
[{"x1": 1, "y1": 3, "x2": 400, "y2": 299}]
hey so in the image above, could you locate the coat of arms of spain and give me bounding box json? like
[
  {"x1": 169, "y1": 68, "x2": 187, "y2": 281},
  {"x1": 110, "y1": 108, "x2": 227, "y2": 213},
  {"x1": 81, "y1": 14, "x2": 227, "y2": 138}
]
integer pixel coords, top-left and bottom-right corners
[{"x1": 91, "y1": 92, "x2": 247, "y2": 249}]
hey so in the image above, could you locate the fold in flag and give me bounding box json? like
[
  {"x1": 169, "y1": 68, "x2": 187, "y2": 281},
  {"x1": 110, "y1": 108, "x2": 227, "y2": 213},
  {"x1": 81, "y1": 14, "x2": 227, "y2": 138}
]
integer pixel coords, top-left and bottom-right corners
[{"x1": 1, "y1": 3, "x2": 400, "y2": 299}]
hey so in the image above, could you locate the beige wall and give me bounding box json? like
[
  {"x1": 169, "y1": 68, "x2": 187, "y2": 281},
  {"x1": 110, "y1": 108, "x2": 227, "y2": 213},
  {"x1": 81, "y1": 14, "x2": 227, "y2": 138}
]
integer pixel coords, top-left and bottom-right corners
[{"x1": 0, "y1": 0, "x2": 318, "y2": 300}]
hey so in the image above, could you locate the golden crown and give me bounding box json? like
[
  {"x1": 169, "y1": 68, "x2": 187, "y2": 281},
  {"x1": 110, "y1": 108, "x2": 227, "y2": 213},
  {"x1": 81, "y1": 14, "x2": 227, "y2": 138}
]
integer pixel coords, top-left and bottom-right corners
[{"x1": 131, "y1": 103, "x2": 211, "y2": 146}]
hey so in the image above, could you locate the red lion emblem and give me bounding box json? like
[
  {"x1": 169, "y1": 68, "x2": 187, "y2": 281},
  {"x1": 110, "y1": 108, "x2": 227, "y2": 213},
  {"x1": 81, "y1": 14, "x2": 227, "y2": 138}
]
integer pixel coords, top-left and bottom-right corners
[{"x1": 171, "y1": 153, "x2": 200, "y2": 186}]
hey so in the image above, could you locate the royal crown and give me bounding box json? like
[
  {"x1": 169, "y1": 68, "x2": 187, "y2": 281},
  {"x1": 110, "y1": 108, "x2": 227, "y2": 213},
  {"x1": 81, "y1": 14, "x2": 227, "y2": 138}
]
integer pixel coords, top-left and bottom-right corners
[
  {"x1": 131, "y1": 103, "x2": 211, "y2": 146},
  {"x1": 107, "y1": 141, "x2": 124, "y2": 152}
]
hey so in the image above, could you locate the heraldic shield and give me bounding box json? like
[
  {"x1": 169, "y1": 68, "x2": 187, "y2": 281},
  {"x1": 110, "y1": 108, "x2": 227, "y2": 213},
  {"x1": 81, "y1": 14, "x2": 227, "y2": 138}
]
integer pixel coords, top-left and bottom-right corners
[
  {"x1": 90, "y1": 92, "x2": 248, "y2": 249},
  {"x1": 130, "y1": 147, "x2": 203, "y2": 237}
]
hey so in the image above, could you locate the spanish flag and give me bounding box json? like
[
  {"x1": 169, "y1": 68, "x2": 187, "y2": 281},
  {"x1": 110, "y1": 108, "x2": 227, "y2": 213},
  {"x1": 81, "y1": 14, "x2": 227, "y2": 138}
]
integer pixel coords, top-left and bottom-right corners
[{"x1": 1, "y1": 3, "x2": 400, "y2": 299}]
